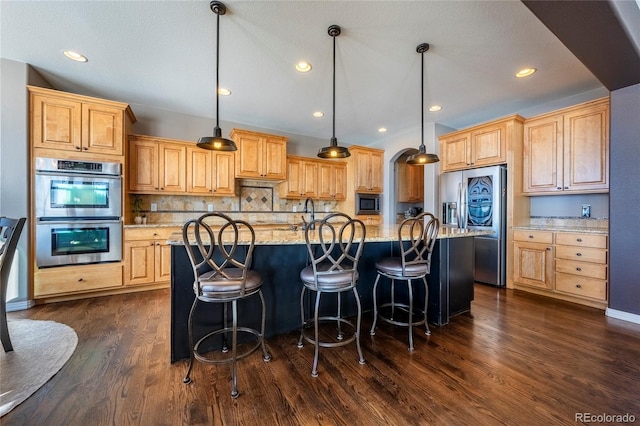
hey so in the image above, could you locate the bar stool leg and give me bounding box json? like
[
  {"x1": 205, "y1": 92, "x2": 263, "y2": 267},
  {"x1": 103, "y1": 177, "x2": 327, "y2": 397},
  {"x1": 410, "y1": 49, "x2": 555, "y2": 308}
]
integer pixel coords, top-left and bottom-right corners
[
  {"x1": 222, "y1": 302, "x2": 229, "y2": 353},
  {"x1": 369, "y1": 273, "x2": 381, "y2": 336},
  {"x1": 422, "y1": 277, "x2": 431, "y2": 336},
  {"x1": 390, "y1": 279, "x2": 396, "y2": 321},
  {"x1": 258, "y1": 291, "x2": 272, "y2": 361},
  {"x1": 312, "y1": 290, "x2": 321, "y2": 377},
  {"x1": 297, "y1": 287, "x2": 306, "y2": 348},
  {"x1": 407, "y1": 279, "x2": 415, "y2": 351},
  {"x1": 230, "y1": 299, "x2": 239, "y2": 398},
  {"x1": 353, "y1": 287, "x2": 365, "y2": 365},
  {"x1": 183, "y1": 298, "x2": 198, "y2": 384},
  {"x1": 336, "y1": 292, "x2": 344, "y2": 340}
]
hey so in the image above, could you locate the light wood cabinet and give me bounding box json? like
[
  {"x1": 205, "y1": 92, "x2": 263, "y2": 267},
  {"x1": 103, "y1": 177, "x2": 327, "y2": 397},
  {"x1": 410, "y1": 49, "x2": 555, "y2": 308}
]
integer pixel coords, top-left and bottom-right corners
[
  {"x1": 356, "y1": 215, "x2": 383, "y2": 226},
  {"x1": 128, "y1": 135, "x2": 186, "y2": 194},
  {"x1": 440, "y1": 121, "x2": 508, "y2": 172},
  {"x1": 29, "y1": 86, "x2": 135, "y2": 157},
  {"x1": 318, "y1": 161, "x2": 346, "y2": 200},
  {"x1": 513, "y1": 229, "x2": 608, "y2": 308},
  {"x1": 350, "y1": 146, "x2": 384, "y2": 193},
  {"x1": 186, "y1": 147, "x2": 235, "y2": 195},
  {"x1": 123, "y1": 227, "x2": 179, "y2": 286},
  {"x1": 397, "y1": 162, "x2": 424, "y2": 203},
  {"x1": 513, "y1": 231, "x2": 554, "y2": 290},
  {"x1": 34, "y1": 263, "x2": 123, "y2": 298},
  {"x1": 230, "y1": 129, "x2": 287, "y2": 180},
  {"x1": 523, "y1": 98, "x2": 609, "y2": 194},
  {"x1": 280, "y1": 156, "x2": 318, "y2": 199}
]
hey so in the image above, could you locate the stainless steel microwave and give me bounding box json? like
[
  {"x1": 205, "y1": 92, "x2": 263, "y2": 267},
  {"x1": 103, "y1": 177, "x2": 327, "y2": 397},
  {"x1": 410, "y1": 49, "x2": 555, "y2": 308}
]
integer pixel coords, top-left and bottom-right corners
[{"x1": 356, "y1": 193, "x2": 381, "y2": 215}]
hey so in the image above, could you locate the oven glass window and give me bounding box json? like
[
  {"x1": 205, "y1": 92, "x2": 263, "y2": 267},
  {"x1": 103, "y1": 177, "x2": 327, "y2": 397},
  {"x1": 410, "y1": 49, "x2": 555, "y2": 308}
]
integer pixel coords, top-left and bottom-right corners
[
  {"x1": 51, "y1": 226, "x2": 110, "y2": 256},
  {"x1": 50, "y1": 180, "x2": 110, "y2": 209}
]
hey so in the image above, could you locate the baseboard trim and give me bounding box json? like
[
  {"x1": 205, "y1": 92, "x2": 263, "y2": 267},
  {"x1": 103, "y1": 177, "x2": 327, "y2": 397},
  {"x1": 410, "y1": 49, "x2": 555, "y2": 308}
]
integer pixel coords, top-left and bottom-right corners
[
  {"x1": 6, "y1": 299, "x2": 36, "y2": 312},
  {"x1": 605, "y1": 308, "x2": 640, "y2": 325}
]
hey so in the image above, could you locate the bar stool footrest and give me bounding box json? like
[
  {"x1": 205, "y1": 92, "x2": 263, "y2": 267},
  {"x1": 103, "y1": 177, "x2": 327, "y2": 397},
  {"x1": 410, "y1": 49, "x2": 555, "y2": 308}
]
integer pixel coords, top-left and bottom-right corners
[
  {"x1": 376, "y1": 302, "x2": 427, "y2": 328},
  {"x1": 194, "y1": 326, "x2": 264, "y2": 364},
  {"x1": 300, "y1": 316, "x2": 357, "y2": 348}
]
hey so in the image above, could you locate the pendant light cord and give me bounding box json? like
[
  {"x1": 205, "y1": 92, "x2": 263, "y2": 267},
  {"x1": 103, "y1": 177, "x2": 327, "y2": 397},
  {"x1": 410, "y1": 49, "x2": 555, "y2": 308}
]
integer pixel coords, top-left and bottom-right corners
[
  {"x1": 215, "y1": 10, "x2": 220, "y2": 130},
  {"x1": 332, "y1": 32, "x2": 336, "y2": 143},
  {"x1": 421, "y1": 48, "x2": 424, "y2": 149}
]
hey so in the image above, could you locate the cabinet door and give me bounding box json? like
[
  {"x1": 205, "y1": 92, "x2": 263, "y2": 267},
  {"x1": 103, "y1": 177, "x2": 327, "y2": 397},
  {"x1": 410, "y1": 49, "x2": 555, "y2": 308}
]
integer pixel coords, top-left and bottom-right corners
[
  {"x1": 124, "y1": 241, "x2": 156, "y2": 285},
  {"x1": 235, "y1": 133, "x2": 263, "y2": 178},
  {"x1": 563, "y1": 103, "x2": 609, "y2": 191},
  {"x1": 212, "y1": 151, "x2": 235, "y2": 195},
  {"x1": 471, "y1": 123, "x2": 506, "y2": 167},
  {"x1": 81, "y1": 103, "x2": 124, "y2": 155},
  {"x1": 440, "y1": 133, "x2": 471, "y2": 171},
  {"x1": 155, "y1": 243, "x2": 172, "y2": 282},
  {"x1": 158, "y1": 143, "x2": 186, "y2": 192},
  {"x1": 353, "y1": 150, "x2": 372, "y2": 192},
  {"x1": 263, "y1": 137, "x2": 287, "y2": 179},
  {"x1": 369, "y1": 151, "x2": 384, "y2": 193},
  {"x1": 523, "y1": 115, "x2": 563, "y2": 193},
  {"x1": 282, "y1": 157, "x2": 303, "y2": 198},
  {"x1": 129, "y1": 140, "x2": 159, "y2": 192},
  {"x1": 301, "y1": 160, "x2": 318, "y2": 198},
  {"x1": 513, "y1": 241, "x2": 554, "y2": 289},
  {"x1": 333, "y1": 163, "x2": 347, "y2": 200},
  {"x1": 186, "y1": 147, "x2": 212, "y2": 194},
  {"x1": 318, "y1": 162, "x2": 333, "y2": 199},
  {"x1": 31, "y1": 93, "x2": 82, "y2": 152}
]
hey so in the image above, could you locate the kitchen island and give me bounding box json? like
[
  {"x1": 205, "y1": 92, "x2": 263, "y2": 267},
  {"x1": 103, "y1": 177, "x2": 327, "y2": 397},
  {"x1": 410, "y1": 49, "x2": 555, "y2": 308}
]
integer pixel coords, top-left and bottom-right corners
[{"x1": 168, "y1": 225, "x2": 493, "y2": 362}]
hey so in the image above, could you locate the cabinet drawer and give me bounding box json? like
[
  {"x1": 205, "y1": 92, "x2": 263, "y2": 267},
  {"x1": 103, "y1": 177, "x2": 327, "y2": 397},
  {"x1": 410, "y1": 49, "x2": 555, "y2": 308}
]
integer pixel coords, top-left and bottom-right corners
[
  {"x1": 124, "y1": 227, "x2": 181, "y2": 241},
  {"x1": 35, "y1": 263, "x2": 123, "y2": 297},
  {"x1": 555, "y1": 233, "x2": 607, "y2": 249},
  {"x1": 513, "y1": 230, "x2": 553, "y2": 244},
  {"x1": 555, "y1": 272, "x2": 606, "y2": 301},
  {"x1": 555, "y1": 245, "x2": 607, "y2": 264},
  {"x1": 556, "y1": 259, "x2": 607, "y2": 280}
]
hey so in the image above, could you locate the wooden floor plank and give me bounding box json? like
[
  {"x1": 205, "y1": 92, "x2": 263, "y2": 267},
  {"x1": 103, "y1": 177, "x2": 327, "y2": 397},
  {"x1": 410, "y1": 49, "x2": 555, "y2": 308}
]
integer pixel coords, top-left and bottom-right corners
[{"x1": 3, "y1": 285, "x2": 640, "y2": 425}]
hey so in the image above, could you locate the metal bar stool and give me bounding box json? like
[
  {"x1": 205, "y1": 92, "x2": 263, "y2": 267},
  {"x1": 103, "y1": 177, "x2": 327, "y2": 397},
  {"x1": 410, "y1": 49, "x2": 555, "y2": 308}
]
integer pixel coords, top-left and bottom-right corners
[
  {"x1": 1, "y1": 217, "x2": 26, "y2": 352},
  {"x1": 182, "y1": 212, "x2": 271, "y2": 398},
  {"x1": 297, "y1": 212, "x2": 366, "y2": 377},
  {"x1": 370, "y1": 212, "x2": 439, "y2": 351}
]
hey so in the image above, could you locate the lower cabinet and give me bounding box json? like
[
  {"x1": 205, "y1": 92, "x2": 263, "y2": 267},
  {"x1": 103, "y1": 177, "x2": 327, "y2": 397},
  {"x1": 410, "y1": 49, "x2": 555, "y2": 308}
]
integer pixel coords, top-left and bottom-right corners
[
  {"x1": 34, "y1": 263, "x2": 123, "y2": 298},
  {"x1": 123, "y1": 227, "x2": 180, "y2": 286},
  {"x1": 357, "y1": 215, "x2": 383, "y2": 226},
  {"x1": 513, "y1": 229, "x2": 608, "y2": 308}
]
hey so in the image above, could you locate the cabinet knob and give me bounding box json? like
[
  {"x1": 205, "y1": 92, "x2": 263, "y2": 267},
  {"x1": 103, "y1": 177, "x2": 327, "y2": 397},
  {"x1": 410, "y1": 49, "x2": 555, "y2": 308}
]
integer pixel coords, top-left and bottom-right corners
[
  {"x1": 557, "y1": 187, "x2": 562, "y2": 190},
  {"x1": 75, "y1": 146, "x2": 81, "y2": 150},
  {"x1": 546, "y1": 247, "x2": 551, "y2": 251},
  {"x1": 83, "y1": 147, "x2": 88, "y2": 151},
  {"x1": 150, "y1": 242, "x2": 154, "y2": 246},
  {"x1": 528, "y1": 235, "x2": 534, "y2": 239},
  {"x1": 576, "y1": 252, "x2": 582, "y2": 257},
  {"x1": 160, "y1": 188, "x2": 164, "y2": 190},
  {"x1": 576, "y1": 284, "x2": 582, "y2": 288},
  {"x1": 576, "y1": 238, "x2": 582, "y2": 242},
  {"x1": 576, "y1": 267, "x2": 582, "y2": 271},
  {"x1": 78, "y1": 278, "x2": 83, "y2": 282}
]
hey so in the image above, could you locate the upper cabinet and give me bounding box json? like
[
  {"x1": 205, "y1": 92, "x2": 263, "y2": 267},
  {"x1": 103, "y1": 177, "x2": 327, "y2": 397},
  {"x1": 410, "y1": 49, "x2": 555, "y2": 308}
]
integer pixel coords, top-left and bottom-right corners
[
  {"x1": 439, "y1": 120, "x2": 508, "y2": 172},
  {"x1": 280, "y1": 156, "x2": 347, "y2": 200},
  {"x1": 29, "y1": 86, "x2": 135, "y2": 157},
  {"x1": 128, "y1": 135, "x2": 186, "y2": 194},
  {"x1": 230, "y1": 129, "x2": 287, "y2": 180},
  {"x1": 397, "y1": 162, "x2": 424, "y2": 203},
  {"x1": 186, "y1": 147, "x2": 235, "y2": 196},
  {"x1": 350, "y1": 146, "x2": 384, "y2": 193},
  {"x1": 523, "y1": 98, "x2": 609, "y2": 195},
  {"x1": 318, "y1": 160, "x2": 346, "y2": 200}
]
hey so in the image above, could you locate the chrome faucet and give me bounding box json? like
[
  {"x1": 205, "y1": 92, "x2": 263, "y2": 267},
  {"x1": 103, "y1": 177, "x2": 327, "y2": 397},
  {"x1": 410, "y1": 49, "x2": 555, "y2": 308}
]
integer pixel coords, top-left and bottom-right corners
[{"x1": 302, "y1": 197, "x2": 316, "y2": 230}]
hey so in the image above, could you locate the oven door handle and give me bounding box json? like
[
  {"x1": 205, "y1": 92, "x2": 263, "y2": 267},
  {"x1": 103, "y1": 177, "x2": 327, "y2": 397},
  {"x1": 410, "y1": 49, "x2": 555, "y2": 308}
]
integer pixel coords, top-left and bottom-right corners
[{"x1": 37, "y1": 218, "x2": 122, "y2": 225}]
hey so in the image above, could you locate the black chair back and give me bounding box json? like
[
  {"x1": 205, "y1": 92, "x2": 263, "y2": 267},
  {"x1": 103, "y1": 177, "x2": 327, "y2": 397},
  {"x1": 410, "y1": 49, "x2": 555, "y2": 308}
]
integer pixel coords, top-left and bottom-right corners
[{"x1": 398, "y1": 212, "x2": 439, "y2": 275}]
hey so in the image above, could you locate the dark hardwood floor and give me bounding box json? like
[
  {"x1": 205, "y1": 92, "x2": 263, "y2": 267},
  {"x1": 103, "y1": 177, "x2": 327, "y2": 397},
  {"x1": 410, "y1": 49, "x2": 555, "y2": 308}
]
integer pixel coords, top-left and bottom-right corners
[{"x1": 4, "y1": 284, "x2": 639, "y2": 425}]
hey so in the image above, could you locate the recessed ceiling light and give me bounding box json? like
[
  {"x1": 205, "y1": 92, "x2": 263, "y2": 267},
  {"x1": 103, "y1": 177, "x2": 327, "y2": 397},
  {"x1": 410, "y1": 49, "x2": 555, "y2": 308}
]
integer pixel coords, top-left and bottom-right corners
[
  {"x1": 296, "y1": 61, "x2": 312, "y2": 73},
  {"x1": 378, "y1": 127, "x2": 388, "y2": 133},
  {"x1": 312, "y1": 111, "x2": 324, "y2": 118},
  {"x1": 63, "y1": 50, "x2": 88, "y2": 62},
  {"x1": 428, "y1": 105, "x2": 442, "y2": 112},
  {"x1": 515, "y1": 68, "x2": 537, "y2": 78},
  {"x1": 218, "y1": 88, "x2": 231, "y2": 96}
]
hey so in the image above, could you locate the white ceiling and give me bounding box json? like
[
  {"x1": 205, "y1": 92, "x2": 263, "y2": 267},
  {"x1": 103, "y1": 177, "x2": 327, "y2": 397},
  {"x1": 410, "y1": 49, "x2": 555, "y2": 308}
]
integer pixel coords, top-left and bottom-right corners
[{"x1": 1, "y1": 0, "x2": 607, "y2": 146}]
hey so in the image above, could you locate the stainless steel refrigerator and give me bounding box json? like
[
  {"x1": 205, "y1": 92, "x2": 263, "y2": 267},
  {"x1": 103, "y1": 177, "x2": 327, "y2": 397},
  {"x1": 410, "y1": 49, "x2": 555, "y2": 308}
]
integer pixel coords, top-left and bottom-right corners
[{"x1": 439, "y1": 165, "x2": 507, "y2": 287}]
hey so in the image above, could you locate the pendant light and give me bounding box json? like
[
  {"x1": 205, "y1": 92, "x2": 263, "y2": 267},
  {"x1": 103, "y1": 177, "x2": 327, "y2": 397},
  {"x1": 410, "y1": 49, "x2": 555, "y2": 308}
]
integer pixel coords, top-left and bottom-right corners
[
  {"x1": 318, "y1": 25, "x2": 350, "y2": 159},
  {"x1": 407, "y1": 43, "x2": 439, "y2": 165},
  {"x1": 197, "y1": 1, "x2": 237, "y2": 151}
]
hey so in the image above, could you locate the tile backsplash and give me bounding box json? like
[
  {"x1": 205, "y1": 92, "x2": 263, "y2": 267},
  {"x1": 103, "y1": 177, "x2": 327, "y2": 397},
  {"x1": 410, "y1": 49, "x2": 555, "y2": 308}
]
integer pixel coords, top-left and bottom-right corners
[{"x1": 129, "y1": 179, "x2": 340, "y2": 225}]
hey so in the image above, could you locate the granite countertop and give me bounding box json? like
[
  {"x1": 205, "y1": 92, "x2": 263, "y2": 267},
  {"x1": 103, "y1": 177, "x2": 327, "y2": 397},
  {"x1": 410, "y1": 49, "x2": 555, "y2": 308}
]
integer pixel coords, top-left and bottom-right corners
[
  {"x1": 512, "y1": 225, "x2": 608, "y2": 234},
  {"x1": 167, "y1": 224, "x2": 494, "y2": 246}
]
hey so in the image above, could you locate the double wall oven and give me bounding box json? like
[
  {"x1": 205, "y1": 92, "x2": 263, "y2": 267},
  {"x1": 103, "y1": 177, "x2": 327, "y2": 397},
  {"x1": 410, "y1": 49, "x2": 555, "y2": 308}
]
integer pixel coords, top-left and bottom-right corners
[{"x1": 35, "y1": 157, "x2": 123, "y2": 268}]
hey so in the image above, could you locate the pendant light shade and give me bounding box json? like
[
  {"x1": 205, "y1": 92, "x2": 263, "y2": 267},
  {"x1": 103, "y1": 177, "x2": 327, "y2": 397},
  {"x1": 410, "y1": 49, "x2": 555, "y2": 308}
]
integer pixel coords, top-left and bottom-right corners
[
  {"x1": 197, "y1": 1, "x2": 237, "y2": 151},
  {"x1": 318, "y1": 25, "x2": 350, "y2": 159},
  {"x1": 406, "y1": 43, "x2": 439, "y2": 165}
]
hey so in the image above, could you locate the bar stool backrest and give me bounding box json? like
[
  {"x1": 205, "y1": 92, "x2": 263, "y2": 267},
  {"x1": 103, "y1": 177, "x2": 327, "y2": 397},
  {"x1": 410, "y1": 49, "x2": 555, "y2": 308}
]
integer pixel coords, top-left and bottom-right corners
[
  {"x1": 398, "y1": 212, "x2": 439, "y2": 276},
  {"x1": 182, "y1": 212, "x2": 256, "y2": 297},
  {"x1": 304, "y1": 212, "x2": 366, "y2": 287}
]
